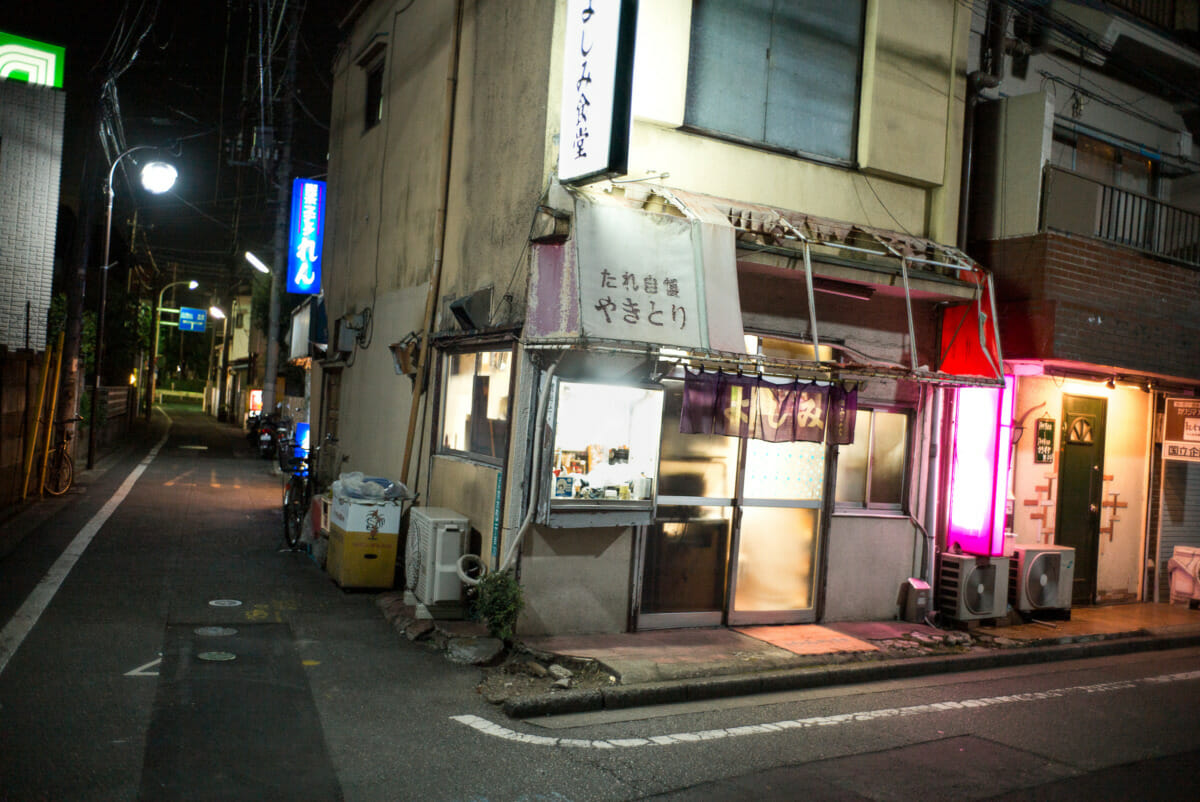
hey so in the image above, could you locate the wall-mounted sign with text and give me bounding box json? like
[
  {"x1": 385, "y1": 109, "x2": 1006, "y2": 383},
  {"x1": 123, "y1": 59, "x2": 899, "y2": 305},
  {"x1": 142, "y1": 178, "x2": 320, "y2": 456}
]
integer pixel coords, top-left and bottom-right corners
[
  {"x1": 0, "y1": 31, "x2": 64, "y2": 89},
  {"x1": 556, "y1": 0, "x2": 638, "y2": 184},
  {"x1": 1034, "y1": 418, "x2": 1055, "y2": 464},
  {"x1": 1163, "y1": 397, "x2": 1200, "y2": 462},
  {"x1": 287, "y1": 178, "x2": 325, "y2": 294}
]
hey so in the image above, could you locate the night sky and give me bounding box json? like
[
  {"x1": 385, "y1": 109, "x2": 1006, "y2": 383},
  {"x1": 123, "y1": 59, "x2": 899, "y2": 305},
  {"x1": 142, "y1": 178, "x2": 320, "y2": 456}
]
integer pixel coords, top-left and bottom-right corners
[{"x1": 4, "y1": 1, "x2": 345, "y2": 289}]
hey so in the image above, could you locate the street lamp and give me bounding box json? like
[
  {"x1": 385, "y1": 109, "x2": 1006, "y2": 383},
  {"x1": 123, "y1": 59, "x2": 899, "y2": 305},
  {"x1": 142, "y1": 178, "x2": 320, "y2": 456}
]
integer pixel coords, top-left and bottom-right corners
[
  {"x1": 245, "y1": 251, "x2": 271, "y2": 274},
  {"x1": 145, "y1": 279, "x2": 198, "y2": 424},
  {"x1": 89, "y1": 146, "x2": 177, "y2": 468}
]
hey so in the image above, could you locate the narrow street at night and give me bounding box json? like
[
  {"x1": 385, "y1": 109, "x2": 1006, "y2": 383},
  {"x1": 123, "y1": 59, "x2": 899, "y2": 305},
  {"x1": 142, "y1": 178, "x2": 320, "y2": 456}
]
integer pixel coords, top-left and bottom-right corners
[{"x1": 1, "y1": 406, "x2": 1198, "y2": 800}]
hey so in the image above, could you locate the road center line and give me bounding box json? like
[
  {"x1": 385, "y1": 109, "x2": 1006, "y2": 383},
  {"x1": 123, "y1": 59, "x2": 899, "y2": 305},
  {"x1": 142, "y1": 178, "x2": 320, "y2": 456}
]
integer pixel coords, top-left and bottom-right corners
[
  {"x1": 451, "y1": 668, "x2": 1200, "y2": 749},
  {"x1": 0, "y1": 417, "x2": 172, "y2": 677}
]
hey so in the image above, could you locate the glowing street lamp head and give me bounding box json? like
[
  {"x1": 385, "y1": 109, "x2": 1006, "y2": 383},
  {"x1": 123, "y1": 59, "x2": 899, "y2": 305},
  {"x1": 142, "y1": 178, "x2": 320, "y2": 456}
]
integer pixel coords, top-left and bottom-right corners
[
  {"x1": 140, "y1": 161, "x2": 178, "y2": 194},
  {"x1": 208, "y1": 305, "x2": 226, "y2": 320},
  {"x1": 244, "y1": 251, "x2": 271, "y2": 274},
  {"x1": 188, "y1": 280, "x2": 199, "y2": 290}
]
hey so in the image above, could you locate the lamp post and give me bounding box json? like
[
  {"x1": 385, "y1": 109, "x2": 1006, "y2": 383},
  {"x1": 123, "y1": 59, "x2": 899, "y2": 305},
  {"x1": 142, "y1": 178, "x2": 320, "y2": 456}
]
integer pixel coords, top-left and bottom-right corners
[
  {"x1": 244, "y1": 250, "x2": 276, "y2": 415},
  {"x1": 89, "y1": 147, "x2": 177, "y2": 468},
  {"x1": 145, "y1": 279, "x2": 198, "y2": 424},
  {"x1": 207, "y1": 304, "x2": 228, "y2": 419}
]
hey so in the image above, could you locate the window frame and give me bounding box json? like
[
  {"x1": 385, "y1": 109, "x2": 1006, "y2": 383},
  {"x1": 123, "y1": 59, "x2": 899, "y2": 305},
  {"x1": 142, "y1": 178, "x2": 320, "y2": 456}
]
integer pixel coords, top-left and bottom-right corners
[
  {"x1": 833, "y1": 404, "x2": 913, "y2": 513},
  {"x1": 434, "y1": 344, "x2": 517, "y2": 467},
  {"x1": 363, "y1": 57, "x2": 385, "y2": 132},
  {"x1": 682, "y1": 0, "x2": 867, "y2": 168}
]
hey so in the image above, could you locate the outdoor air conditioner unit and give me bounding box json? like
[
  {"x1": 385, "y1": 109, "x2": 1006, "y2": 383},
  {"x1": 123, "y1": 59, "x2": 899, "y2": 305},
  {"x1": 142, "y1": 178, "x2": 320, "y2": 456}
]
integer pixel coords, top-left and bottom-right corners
[
  {"x1": 404, "y1": 507, "x2": 469, "y2": 605},
  {"x1": 1010, "y1": 545, "x2": 1075, "y2": 616},
  {"x1": 937, "y1": 553, "x2": 1009, "y2": 621}
]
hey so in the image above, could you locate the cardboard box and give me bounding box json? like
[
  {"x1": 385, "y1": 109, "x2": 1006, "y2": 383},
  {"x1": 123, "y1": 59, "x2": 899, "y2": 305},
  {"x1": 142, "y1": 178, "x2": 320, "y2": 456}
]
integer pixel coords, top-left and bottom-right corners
[
  {"x1": 326, "y1": 524, "x2": 398, "y2": 588},
  {"x1": 326, "y1": 495, "x2": 406, "y2": 589},
  {"x1": 329, "y1": 494, "x2": 404, "y2": 536}
]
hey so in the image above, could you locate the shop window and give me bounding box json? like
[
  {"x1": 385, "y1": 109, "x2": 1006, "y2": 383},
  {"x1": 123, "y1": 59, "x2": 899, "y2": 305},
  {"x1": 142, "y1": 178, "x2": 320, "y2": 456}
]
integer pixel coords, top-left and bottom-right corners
[
  {"x1": 438, "y1": 348, "x2": 513, "y2": 463},
  {"x1": 364, "y1": 59, "x2": 384, "y2": 130},
  {"x1": 835, "y1": 408, "x2": 909, "y2": 510},
  {"x1": 685, "y1": 0, "x2": 865, "y2": 164}
]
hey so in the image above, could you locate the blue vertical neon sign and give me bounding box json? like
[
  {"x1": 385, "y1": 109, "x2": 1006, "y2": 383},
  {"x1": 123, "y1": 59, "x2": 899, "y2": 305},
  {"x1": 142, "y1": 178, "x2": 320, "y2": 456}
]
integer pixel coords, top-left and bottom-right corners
[{"x1": 287, "y1": 178, "x2": 325, "y2": 294}]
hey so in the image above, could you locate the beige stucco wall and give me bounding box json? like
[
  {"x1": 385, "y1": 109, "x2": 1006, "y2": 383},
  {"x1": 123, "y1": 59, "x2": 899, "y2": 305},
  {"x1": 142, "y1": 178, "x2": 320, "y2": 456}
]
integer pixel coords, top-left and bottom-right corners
[
  {"x1": 625, "y1": 0, "x2": 968, "y2": 242},
  {"x1": 518, "y1": 524, "x2": 634, "y2": 635},
  {"x1": 428, "y1": 454, "x2": 502, "y2": 558},
  {"x1": 824, "y1": 514, "x2": 921, "y2": 621},
  {"x1": 1009, "y1": 376, "x2": 1152, "y2": 600}
]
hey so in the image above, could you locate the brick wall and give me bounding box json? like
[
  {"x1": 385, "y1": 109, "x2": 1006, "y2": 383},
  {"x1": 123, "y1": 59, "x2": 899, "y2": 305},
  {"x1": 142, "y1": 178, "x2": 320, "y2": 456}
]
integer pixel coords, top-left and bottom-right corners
[
  {"x1": 978, "y1": 232, "x2": 1200, "y2": 380},
  {"x1": 0, "y1": 81, "x2": 66, "y2": 353}
]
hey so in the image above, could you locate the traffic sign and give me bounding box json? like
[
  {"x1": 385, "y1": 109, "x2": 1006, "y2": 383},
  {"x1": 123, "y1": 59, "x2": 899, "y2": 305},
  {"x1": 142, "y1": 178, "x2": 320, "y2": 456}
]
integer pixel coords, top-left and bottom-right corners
[{"x1": 179, "y1": 307, "x2": 207, "y2": 332}]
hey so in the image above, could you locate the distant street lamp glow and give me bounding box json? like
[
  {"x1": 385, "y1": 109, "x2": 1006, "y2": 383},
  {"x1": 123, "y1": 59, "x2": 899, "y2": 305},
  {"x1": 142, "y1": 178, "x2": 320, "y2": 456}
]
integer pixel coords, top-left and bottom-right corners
[
  {"x1": 244, "y1": 251, "x2": 271, "y2": 274},
  {"x1": 208, "y1": 305, "x2": 226, "y2": 320}
]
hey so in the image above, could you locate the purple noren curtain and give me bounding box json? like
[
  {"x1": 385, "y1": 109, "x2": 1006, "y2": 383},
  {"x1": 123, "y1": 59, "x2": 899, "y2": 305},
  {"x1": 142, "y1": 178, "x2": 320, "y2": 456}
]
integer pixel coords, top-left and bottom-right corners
[{"x1": 680, "y1": 370, "x2": 857, "y2": 444}]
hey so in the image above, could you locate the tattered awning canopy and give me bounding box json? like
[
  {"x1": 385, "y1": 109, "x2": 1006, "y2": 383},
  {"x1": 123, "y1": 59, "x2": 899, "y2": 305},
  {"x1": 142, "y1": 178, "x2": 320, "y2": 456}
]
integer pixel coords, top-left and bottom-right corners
[{"x1": 525, "y1": 185, "x2": 1004, "y2": 388}]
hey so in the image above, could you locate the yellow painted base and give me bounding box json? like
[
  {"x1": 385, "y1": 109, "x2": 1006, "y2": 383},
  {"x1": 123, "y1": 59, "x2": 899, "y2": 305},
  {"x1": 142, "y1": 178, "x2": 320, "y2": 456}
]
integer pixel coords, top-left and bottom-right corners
[{"x1": 326, "y1": 524, "x2": 398, "y2": 589}]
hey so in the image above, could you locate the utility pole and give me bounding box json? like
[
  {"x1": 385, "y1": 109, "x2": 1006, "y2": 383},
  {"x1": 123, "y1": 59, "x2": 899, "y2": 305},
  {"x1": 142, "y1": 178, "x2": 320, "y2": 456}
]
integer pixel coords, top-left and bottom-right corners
[{"x1": 261, "y1": 0, "x2": 298, "y2": 415}]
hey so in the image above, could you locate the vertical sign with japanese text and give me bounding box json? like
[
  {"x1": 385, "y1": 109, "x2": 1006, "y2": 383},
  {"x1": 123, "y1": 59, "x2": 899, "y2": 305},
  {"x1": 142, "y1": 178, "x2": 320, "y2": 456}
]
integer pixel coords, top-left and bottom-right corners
[
  {"x1": 1034, "y1": 418, "x2": 1055, "y2": 463},
  {"x1": 557, "y1": 0, "x2": 638, "y2": 184},
  {"x1": 287, "y1": 178, "x2": 325, "y2": 294}
]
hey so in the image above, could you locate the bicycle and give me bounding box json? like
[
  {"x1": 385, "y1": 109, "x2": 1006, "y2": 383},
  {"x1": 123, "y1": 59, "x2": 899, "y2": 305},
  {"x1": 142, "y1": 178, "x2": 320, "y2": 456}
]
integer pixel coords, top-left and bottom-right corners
[
  {"x1": 282, "y1": 433, "x2": 335, "y2": 550},
  {"x1": 44, "y1": 415, "x2": 84, "y2": 496}
]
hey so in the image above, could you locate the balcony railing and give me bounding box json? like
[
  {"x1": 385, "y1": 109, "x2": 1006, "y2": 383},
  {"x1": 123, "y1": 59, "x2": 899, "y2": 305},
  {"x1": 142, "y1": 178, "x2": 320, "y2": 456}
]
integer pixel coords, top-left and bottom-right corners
[{"x1": 1041, "y1": 165, "x2": 1200, "y2": 269}]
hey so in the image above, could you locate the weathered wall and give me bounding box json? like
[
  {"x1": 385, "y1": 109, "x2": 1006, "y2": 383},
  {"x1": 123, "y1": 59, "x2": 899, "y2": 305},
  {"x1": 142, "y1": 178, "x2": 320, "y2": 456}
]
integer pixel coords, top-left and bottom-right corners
[
  {"x1": 518, "y1": 524, "x2": 633, "y2": 635},
  {"x1": 824, "y1": 514, "x2": 920, "y2": 621}
]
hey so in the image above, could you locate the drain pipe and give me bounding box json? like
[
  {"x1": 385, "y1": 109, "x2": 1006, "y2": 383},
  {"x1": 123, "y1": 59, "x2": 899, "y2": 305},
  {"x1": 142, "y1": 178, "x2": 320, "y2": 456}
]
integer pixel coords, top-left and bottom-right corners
[
  {"x1": 957, "y1": 1, "x2": 1008, "y2": 250},
  {"x1": 400, "y1": 0, "x2": 465, "y2": 488},
  {"x1": 923, "y1": 385, "x2": 944, "y2": 583},
  {"x1": 459, "y1": 357, "x2": 560, "y2": 585}
]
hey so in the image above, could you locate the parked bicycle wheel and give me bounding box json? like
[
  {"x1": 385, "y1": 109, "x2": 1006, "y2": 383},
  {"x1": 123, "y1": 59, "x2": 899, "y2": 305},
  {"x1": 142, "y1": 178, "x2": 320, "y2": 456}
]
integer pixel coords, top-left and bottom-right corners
[
  {"x1": 282, "y1": 475, "x2": 308, "y2": 550},
  {"x1": 43, "y1": 448, "x2": 73, "y2": 496}
]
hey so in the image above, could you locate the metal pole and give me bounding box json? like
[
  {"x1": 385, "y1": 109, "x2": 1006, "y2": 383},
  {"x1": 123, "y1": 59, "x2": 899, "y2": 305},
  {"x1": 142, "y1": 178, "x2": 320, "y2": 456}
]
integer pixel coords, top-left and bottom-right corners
[
  {"x1": 87, "y1": 180, "x2": 116, "y2": 469},
  {"x1": 146, "y1": 287, "x2": 163, "y2": 423}
]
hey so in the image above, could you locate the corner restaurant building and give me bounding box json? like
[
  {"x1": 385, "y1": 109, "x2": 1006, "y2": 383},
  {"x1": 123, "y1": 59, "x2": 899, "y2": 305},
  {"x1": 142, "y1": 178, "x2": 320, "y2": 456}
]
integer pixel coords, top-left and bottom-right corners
[{"x1": 435, "y1": 185, "x2": 1004, "y2": 636}]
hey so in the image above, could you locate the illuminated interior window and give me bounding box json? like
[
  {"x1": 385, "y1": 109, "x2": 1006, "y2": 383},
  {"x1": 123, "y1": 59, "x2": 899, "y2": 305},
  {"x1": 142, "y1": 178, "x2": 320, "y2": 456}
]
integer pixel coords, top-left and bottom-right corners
[{"x1": 438, "y1": 348, "x2": 513, "y2": 462}]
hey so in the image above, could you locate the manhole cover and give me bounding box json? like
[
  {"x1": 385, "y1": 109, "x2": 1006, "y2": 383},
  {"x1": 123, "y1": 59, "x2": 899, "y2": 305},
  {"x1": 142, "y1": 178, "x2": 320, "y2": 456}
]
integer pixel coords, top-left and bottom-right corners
[
  {"x1": 197, "y1": 651, "x2": 237, "y2": 662},
  {"x1": 195, "y1": 626, "x2": 238, "y2": 637},
  {"x1": 208, "y1": 599, "x2": 242, "y2": 607}
]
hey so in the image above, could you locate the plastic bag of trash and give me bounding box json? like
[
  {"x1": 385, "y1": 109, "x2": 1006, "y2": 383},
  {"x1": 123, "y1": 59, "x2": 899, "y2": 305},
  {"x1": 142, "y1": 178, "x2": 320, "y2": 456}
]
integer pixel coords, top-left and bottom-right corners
[{"x1": 332, "y1": 471, "x2": 409, "y2": 501}]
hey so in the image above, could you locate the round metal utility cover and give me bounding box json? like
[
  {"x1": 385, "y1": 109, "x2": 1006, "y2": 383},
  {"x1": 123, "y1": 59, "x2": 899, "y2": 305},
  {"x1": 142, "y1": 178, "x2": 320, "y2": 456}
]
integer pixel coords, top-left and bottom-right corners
[
  {"x1": 195, "y1": 626, "x2": 238, "y2": 637},
  {"x1": 197, "y1": 651, "x2": 237, "y2": 662},
  {"x1": 208, "y1": 599, "x2": 242, "y2": 607}
]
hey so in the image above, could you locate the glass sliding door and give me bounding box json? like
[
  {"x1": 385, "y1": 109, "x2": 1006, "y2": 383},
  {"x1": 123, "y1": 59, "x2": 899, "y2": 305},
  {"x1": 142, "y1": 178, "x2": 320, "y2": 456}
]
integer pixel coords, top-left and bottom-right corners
[
  {"x1": 728, "y1": 438, "x2": 825, "y2": 624},
  {"x1": 638, "y1": 377, "x2": 828, "y2": 628},
  {"x1": 638, "y1": 380, "x2": 738, "y2": 628}
]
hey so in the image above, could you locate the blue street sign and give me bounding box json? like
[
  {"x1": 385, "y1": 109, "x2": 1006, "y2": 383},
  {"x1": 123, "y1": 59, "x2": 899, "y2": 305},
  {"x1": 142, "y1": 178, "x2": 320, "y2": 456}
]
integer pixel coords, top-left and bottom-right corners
[{"x1": 179, "y1": 307, "x2": 207, "y2": 333}]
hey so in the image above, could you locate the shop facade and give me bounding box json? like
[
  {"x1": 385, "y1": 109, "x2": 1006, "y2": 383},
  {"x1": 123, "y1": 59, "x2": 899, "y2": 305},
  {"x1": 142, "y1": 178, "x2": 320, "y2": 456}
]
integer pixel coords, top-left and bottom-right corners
[
  {"x1": 965, "y1": 1, "x2": 1200, "y2": 608},
  {"x1": 322, "y1": 0, "x2": 1006, "y2": 635}
]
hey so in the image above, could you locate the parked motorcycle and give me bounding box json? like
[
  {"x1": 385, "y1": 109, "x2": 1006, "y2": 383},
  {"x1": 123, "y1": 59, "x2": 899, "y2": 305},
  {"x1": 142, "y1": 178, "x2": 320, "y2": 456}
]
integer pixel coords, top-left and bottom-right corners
[{"x1": 256, "y1": 408, "x2": 291, "y2": 460}]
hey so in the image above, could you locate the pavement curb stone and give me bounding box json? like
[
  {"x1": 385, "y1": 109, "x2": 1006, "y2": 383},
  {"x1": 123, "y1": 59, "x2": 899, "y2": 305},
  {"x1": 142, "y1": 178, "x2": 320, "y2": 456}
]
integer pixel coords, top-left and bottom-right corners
[{"x1": 501, "y1": 631, "x2": 1200, "y2": 719}]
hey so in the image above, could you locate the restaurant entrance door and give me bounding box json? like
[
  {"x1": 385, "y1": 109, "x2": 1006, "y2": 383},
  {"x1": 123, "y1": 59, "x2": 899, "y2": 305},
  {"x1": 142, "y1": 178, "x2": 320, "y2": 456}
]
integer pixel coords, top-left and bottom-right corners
[{"x1": 636, "y1": 379, "x2": 826, "y2": 629}]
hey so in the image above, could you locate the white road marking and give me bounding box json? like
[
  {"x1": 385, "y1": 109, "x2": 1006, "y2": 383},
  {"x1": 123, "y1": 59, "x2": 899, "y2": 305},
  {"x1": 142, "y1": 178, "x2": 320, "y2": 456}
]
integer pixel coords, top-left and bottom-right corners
[
  {"x1": 451, "y1": 668, "x2": 1200, "y2": 749},
  {"x1": 0, "y1": 415, "x2": 172, "y2": 677},
  {"x1": 125, "y1": 658, "x2": 162, "y2": 677}
]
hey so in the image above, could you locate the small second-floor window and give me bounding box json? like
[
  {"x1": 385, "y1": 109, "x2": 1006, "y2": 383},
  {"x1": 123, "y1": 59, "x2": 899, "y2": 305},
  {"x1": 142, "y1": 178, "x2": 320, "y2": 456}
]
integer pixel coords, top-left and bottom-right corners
[
  {"x1": 685, "y1": 0, "x2": 865, "y2": 164},
  {"x1": 364, "y1": 60, "x2": 384, "y2": 130}
]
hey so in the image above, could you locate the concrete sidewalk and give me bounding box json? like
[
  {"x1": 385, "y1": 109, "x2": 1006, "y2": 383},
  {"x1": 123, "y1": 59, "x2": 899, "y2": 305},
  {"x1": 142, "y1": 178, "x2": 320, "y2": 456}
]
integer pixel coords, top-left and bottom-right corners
[{"x1": 380, "y1": 600, "x2": 1200, "y2": 719}]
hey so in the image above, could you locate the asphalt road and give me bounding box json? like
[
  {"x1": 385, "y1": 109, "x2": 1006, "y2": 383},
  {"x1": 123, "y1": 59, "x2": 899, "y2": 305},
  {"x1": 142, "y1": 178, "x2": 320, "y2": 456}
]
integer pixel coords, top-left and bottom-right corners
[{"x1": 1, "y1": 406, "x2": 1198, "y2": 801}]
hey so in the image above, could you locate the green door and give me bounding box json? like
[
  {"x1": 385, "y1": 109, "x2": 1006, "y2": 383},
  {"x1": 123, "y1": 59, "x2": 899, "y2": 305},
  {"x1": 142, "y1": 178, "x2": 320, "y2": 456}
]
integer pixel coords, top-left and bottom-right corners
[{"x1": 1055, "y1": 394, "x2": 1106, "y2": 605}]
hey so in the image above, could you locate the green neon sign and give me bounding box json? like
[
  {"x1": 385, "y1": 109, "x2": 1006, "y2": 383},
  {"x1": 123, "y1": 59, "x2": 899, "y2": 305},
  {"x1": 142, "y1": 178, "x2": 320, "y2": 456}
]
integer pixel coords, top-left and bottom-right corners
[{"x1": 0, "y1": 31, "x2": 65, "y2": 89}]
